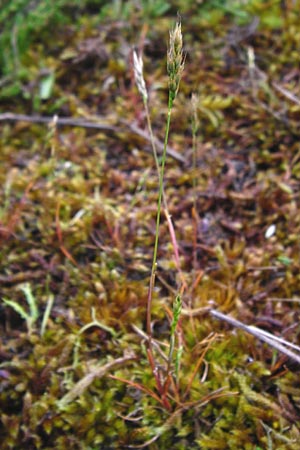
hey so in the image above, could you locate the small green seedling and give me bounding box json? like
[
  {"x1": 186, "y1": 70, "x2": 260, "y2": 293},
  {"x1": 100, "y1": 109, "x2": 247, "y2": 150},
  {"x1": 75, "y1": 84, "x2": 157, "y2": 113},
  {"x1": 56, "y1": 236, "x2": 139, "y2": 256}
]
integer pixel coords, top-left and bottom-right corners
[{"x1": 2, "y1": 283, "x2": 39, "y2": 334}]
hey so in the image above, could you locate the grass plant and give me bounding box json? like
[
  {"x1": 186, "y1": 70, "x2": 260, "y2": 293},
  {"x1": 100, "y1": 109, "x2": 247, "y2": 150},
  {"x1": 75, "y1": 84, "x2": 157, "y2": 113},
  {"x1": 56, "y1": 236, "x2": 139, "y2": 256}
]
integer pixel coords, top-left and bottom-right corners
[{"x1": 132, "y1": 20, "x2": 185, "y2": 410}]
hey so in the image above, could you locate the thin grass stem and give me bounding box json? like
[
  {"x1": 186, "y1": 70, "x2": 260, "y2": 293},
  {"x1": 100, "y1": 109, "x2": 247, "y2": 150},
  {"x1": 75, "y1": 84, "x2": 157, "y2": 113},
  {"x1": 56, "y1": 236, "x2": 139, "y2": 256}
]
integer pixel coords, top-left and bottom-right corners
[{"x1": 147, "y1": 95, "x2": 173, "y2": 337}]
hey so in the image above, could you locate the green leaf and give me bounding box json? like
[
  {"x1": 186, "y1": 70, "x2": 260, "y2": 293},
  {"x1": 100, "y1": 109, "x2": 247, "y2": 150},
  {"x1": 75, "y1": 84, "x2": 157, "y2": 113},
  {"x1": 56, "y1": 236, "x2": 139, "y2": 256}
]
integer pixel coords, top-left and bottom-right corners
[
  {"x1": 277, "y1": 255, "x2": 292, "y2": 266},
  {"x1": 39, "y1": 72, "x2": 55, "y2": 100},
  {"x1": 20, "y1": 283, "x2": 39, "y2": 321},
  {"x1": 2, "y1": 298, "x2": 30, "y2": 321}
]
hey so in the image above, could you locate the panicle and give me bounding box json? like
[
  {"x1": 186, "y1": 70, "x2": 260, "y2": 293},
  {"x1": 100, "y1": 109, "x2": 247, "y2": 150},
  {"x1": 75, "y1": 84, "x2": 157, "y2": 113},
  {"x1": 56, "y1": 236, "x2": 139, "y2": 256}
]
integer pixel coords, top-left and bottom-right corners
[
  {"x1": 167, "y1": 21, "x2": 184, "y2": 101},
  {"x1": 133, "y1": 50, "x2": 148, "y2": 102}
]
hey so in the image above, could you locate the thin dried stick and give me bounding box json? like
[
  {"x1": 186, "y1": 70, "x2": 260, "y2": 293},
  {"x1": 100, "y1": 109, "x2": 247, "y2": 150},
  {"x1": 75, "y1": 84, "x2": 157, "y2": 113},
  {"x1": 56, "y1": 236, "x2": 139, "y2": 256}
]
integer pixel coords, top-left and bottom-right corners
[
  {"x1": 210, "y1": 309, "x2": 300, "y2": 366},
  {"x1": 58, "y1": 353, "x2": 136, "y2": 408},
  {"x1": 0, "y1": 113, "x2": 185, "y2": 163}
]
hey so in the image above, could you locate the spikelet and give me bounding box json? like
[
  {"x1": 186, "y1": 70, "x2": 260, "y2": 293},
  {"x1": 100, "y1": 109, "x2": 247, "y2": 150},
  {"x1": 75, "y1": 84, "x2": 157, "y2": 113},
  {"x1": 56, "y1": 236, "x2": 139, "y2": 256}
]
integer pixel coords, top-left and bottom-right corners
[
  {"x1": 133, "y1": 50, "x2": 148, "y2": 102},
  {"x1": 167, "y1": 21, "x2": 184, "y2": 102}
]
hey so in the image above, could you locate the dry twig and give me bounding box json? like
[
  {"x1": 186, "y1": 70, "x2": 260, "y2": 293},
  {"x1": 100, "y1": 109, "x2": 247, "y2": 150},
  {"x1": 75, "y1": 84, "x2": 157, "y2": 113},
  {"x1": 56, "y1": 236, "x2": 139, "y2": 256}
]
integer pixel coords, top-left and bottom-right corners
[{"x1": 0, "y1": 113, "x2": 185, "y2": 163}]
